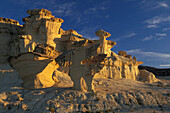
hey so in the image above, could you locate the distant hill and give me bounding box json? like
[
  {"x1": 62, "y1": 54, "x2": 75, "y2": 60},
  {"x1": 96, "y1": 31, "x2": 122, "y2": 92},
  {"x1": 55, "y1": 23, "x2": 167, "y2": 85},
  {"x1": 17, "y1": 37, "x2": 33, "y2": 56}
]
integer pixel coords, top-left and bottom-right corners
[{"x1": 139, "y1": 65, "x2": 170, "y2": 76}]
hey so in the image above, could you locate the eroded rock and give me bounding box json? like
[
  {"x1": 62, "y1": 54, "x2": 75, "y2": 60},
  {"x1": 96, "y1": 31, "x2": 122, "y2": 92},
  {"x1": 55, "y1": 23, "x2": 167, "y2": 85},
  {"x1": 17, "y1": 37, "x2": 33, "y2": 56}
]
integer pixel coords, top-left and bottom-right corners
[
  {"x1": 9, "y1": 52, "x2": 59, "y2": 88},
  {"x1": 0, "y1": 17, "x2": 22, "y2": 63},
  {"x1": 138, "y1": 69, "x2": 158, "y2": 83},
  {"x1": 0, "y1": 9, "x2": 156, "y2": 92}
]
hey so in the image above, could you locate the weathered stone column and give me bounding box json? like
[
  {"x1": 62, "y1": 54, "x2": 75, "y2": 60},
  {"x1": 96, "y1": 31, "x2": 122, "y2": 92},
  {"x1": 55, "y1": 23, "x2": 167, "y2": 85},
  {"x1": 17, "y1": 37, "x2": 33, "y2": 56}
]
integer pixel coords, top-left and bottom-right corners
[{"x1": 95, "y1": 29, "x2": 111, "y2": 54}]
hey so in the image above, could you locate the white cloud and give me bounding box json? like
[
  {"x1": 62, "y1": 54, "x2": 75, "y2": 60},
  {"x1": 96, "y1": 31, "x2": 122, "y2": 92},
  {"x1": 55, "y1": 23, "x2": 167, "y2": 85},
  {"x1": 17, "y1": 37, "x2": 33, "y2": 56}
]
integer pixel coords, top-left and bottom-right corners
[
  {"x1": 156, "y1": 37, "x2": 165, "y2": 40},
  {"x1": 155, "y1": 33, "x2": 167, "y2": 37},
  {"x1": 83, "y1": 1, "x2": 110, "y2": 15},
  {"x1": 145, "y1": 16, "x2": 170, "y2": 28},
  {"x1": 147, "y1": 25, "x2": 158, "y2": 28},
  {"x1": 142, "y1": 33, "x2": 167, "y2": 41},
  {"x1": 160, "y1": 64, "x2": 170, "y2": 67},
  {"x1": 114, "y1": 33, "x2": 136, "y2": 41},
  {"x1": 145, "y1": 16, "x2": 170, "y2": 24},
  {"x1": 127, "y1": 49, "x2": 170, "y2": 59},
  {"x1": 158, "y1": 2, "x2": 169, "y2": 8},
  {"x1": 79, "y1": 26, "x2": 100, "y2": 40},
  {"x1": 163, "y1": 27, "x2": 170, "y2": 31},
  {"x1": 125, "y1": 33, "x2": 136, "y2": 38},
  {"x1": 152, "y1": 2, "x2": 169, "y2": 9},
  {"x1": 140, "y1": 1, "x2": 169, "y2": 10},
  {"x1": 142, "y1": 36, "x2": 153, "y2": 41},
  {"x1": 53, "y1": 2, "x2": 75, "y2": 16},
  {"x1": 84, "y1": 6, "x2": 107, "y2": 14},
  {"x1": 126, "y1": 49, "x2": 170, "y2": 67}
]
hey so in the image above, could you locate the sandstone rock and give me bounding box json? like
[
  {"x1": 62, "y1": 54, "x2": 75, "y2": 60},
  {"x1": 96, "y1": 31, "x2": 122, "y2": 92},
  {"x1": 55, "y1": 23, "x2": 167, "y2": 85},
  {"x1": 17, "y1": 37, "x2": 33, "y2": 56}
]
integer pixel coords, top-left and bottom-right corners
[
  {"x1": 156, "y1": 80, "x2": 167, "y2": 87},
  {"x1": 0, "y1": 64, "x2": 23, "y2": 89},
  {"x1": 34, "y1": 44, "x2": 62, "y2": 58},
  {"x1": 139, "y1": 65, "x2": 170, "y2": 76},
  {"x1": 138, "y1": 69, "x2": 158, "y2": 83},
  {"x1": 0, "y1": 17, "x2": 19, "y2": 25},
  {"x1": 9, "y1": 52, "x2": 59, "y2": 88},
  {"x1": 93, "y1": 52, "x2": 143, "y2": 80},
  {"x1": 22, "y1": 9, "x2": 64, "y2": 49},
  {"x1": 0, "y1": 8, "x2": 169, "y2": 113},
  {"x1": 95, "y1": 29, "x2": 116, "y2": 56},
  {"x1": 125, "y1": 55, "x2": 132, "y2": 60},
  {"x1": 0, "y1": 17, "x2": 22, "y2": 63},
  {"x1": 1, "y1": 9, "x2": 145, "y2": 92},
  {"x1": 133, "y1": 56, "x2": 137, "y2": 61},
  {"x1": 52, "y1": 70, "x2": 73, "y2": 87},
  {"x1": 118, "y1": 51, "x2": 127, "y2": 57}
]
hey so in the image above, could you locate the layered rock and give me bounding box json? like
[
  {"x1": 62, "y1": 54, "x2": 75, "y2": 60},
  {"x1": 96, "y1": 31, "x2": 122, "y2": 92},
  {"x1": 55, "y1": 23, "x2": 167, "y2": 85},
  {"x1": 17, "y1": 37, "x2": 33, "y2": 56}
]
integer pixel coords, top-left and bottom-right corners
[
  {"x1": 93, "y1": 52, "x2": 143, "y2": 80},
  {"x1": 139, "y1": 65, "x2": 170, "y2": 76},
  {"x1": 22, "y1": 9, "x2": 64, "y2": 48},
  {"x1": 0, "y1": 17, "x2": 22, "y2": 63},
  {"x1": 0, "y1": 9, "x2": 149, "y2": 92},
  {"x1": 9, "y1": 43, "x2": 62, "y2": 88},
  {"x1": 138, "y1": 69, "x2": 158, "y2": 83},
  {"x1": 9, "y1": 52, "x2": 59, "y2": 88}
]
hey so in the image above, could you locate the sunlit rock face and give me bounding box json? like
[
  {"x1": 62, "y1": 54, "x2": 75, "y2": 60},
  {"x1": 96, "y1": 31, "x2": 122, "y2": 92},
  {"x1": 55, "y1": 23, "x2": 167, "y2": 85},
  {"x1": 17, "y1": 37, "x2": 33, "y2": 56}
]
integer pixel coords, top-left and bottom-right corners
[
  {"x1": 9, "y1": 52, "x2": 59, "y2": 88},
  {"x1": 22, "y1": 9, "x2": 64, "y2": 48},
  {"x1": 0, "y1": 9, "x2": 146, "y2": 91}
]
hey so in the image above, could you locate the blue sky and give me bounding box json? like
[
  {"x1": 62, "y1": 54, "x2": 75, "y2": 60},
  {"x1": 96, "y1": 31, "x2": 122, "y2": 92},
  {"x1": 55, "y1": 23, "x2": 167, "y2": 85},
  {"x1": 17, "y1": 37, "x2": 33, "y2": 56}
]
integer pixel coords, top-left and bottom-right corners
[{"x1": 1, "y1": 0, "x2": 170, "y2": 68}]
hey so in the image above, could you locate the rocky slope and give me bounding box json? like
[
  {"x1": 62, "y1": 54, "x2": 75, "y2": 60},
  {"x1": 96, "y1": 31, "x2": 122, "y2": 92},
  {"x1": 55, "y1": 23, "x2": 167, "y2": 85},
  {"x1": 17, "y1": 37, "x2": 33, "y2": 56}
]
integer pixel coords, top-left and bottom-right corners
[{"x1": 0, "y1": 64, "x2": 169, "y2": 113}]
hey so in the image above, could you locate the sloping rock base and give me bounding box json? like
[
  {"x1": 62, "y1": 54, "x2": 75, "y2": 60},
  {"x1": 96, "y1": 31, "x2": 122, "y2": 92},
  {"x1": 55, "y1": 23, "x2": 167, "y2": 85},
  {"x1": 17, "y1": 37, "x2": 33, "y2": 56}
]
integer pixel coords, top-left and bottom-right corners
[
  {"x1": 0, "y1": 83, "x2": 169, "y2": 113},
  {"x1": 0, "y1": 65, "x2": 169, "y2": 113}
]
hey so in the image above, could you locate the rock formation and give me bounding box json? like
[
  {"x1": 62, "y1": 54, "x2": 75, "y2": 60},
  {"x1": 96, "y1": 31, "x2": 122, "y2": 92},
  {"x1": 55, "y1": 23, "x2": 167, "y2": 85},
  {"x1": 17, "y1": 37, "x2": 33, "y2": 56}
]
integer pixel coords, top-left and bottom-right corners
[
  {"x1": 139, "y1": 65, "x2": 170, "y2": 76},
  {"x1": 0, "y1": 9, "x2": 169, "y2": 113},
  {"x1": 0, "y1": 17, "x2": 22, "y2": 63},
  {"x1": 1, "y1": 9, "x2": 162, "y2": 92},
  {"x1": 138, "y1": 69, "x2": 158, "y2": 83}
]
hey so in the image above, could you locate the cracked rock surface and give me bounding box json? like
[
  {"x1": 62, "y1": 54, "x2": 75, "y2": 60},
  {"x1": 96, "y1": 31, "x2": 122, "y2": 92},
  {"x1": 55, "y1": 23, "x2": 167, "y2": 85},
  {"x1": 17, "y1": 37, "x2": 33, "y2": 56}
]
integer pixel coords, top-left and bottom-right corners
[{"x1": 0, "y1": 64, "x2": 169, "y2": 113}]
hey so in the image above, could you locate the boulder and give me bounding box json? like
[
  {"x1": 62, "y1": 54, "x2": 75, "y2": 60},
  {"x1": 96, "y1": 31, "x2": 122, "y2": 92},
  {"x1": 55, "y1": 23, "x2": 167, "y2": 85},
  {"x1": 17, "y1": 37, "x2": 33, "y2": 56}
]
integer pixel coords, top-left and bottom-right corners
[
  {"x1": 133, "y1": 56, "x2": 137, "y2": 61},
  {"x1": 118, "y1": 51, "x2": 127, "y2": 57},
  {"x1": 125, "y1": 55, "x2": 132, "y2": 60},
  {"x1": 138, "y1": 69, "x2": 158, "y2": 83},
  {"x1": 52, "y1": 70, "x2": 73, "y2": 87}
]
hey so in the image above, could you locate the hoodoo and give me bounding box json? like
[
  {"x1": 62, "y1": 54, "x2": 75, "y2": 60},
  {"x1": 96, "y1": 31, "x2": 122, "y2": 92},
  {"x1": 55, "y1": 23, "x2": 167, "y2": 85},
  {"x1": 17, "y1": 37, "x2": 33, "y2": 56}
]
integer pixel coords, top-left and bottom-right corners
[{"x1": 0, "y1": 9, "x2": 160, "y2": 92}]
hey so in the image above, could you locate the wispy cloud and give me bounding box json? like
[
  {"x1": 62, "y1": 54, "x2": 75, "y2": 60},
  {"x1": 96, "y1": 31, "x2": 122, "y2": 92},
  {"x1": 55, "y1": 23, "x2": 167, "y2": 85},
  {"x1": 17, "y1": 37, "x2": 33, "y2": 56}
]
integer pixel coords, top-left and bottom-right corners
[
  {"x1": 142, "y1": 36, "x2": 153, "y2": 41},
  {"x1": 114, "y1": 33, "x2": 136, "y2": 41},
  {"x1": 163, "y1": 27, "x2": 170, "y2": 31},
  {"x1": 83, "y1": 0, "x2": 110, "y2": 18},
  {"x1": 140, "y1": 0, "x2": 169, "y2": 10},
  {"x1": 145, "y1": 16, "x2": 170, "y2": 28},
  {"x1": 147, "y1": 25, "x2": 158, "y2": 28},
  {"x1": 160, "y1": 64, "x2": 170, "y2": 67},
  {"x1": 51, "y1": 2, "x2": 76, "y2": 17},
  {"x1": 126, "y1": 49, "x2": 170, "y2": 67},
  {"x1": 142, "y1": 33, "x2": 167, "y2": 41},
  {"x1": 155, "y1": 33, "x2": 167, "y2": 37},
  {"x1": 127, "y1": 49, "x2": 170, "y2": 59},
  {"x1": 158, "y1": 2, "x2": 169, "y2": 8},
  {"x1": 84, "y1": 6, "x2": 107, "y2": 14},
  {"x1": 152, "y1": 2, "x2": 169, "y2": 9},
  {"x1": 79, "y1": 26, "x2": 100, "y2": 40}
]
